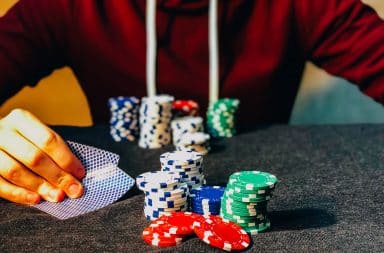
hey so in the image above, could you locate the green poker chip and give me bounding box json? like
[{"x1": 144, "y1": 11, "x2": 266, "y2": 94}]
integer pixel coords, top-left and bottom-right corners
[
  {"x1": 225, "y1": 183, "x2": 275, "y2": 196},
  {"x1": 221, "y1": 195, "x2": 268, "y2": 208},
  {"x1": 221, "y1": 204, "x2": 266, "y2": 215},
  {"x1": 206, "y1": 98, "x2": 240, "y2": 138},
  {"x1": 229, "y1": 171, "x2": 278, "y2": 191},
  {"x1": 241, "y1": 219, "x2": 271, "y2": 234},
  {"x1": 223, "y1": 192, "x2": 270, "y2": 203}
]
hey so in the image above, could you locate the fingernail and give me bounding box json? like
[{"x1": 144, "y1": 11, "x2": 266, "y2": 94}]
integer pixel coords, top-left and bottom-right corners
[
  {"x1": 48, "y1": 189, "x2": 65, "y2": 202},
  {"x1": 27, "y1": 193, "x2": 40, "y2": 204},
  {"x1": 68, "y1": 183, "x2": 82, "y2": 198}
]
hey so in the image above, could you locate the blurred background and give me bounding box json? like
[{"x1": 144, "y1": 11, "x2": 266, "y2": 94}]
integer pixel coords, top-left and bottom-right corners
[{"x1": 0, "y1": 0, "x2": 384, "y2": 126}]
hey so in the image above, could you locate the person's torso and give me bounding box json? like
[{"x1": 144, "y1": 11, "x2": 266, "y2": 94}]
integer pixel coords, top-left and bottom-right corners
[{"x1": 65, "y1": 0, "x2": 306, "y2": 129}]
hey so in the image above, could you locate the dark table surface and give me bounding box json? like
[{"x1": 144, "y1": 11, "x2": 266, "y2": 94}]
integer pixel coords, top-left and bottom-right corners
[{"x1": 1, "y1": 124, "x2": 384, "y2": 253}]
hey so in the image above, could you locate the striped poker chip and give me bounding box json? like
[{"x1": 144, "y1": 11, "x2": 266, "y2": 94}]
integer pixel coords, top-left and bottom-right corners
[
  {"x1": 153, "y1": 212, "x2": 201, "y2": 236},
  {"x1": 206, "y1": 98, "x2": 240, "y2": 138},
  {"x1": 160, "y1": 151, "x2": 203, "y2": 167},
  {"x1": 171, "y1": 116, "x2": 204, "y2": 145},
  {"x1": 108, "y1": 96, "x2": 140, "y2": 142},
  {"x1": 136, "y1": 171, "x2": 181, "y2": 191},
  {"x1": 172, "y1": 100, "x2": 199, "y2": 117},
  {"x1": 142, "y1": 226, "x2": 183, "y2": 247},
  {"x1": 139, "y1": 95, "x2": 174, "y2": 149},
  {"x1": 145, "y1": 196, "x2": 188, "y2": 208},
  {"x1": 192, "y1": 215, "x2": 251, "y2": 252}
]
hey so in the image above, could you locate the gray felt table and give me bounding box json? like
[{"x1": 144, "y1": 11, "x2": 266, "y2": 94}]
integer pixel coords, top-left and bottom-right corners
[{"x1": 1, "y1": 124, "x2": 384, "y2": 252}]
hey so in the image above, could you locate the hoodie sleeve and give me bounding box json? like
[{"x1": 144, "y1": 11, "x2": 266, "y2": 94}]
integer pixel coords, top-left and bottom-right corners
[
  {"x1": 0, "y1": 0, "x2": 68, "y2": 103},
  {"x1": 295, "y1": 0, "x2": 384, "y2": 103}
]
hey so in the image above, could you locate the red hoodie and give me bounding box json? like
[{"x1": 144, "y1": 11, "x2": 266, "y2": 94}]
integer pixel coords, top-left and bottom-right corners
[{"x1": 0, "y1": 0, "x2": 383, "y2": 129}]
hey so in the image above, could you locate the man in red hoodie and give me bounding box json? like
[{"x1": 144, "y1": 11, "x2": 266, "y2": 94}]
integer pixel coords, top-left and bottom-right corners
[{"x1": 0, "y1": 0, "x2": 383, "y2": 204}]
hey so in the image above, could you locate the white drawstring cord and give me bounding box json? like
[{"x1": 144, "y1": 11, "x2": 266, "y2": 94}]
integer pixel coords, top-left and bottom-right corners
[
  {"x1": 209, "y1": 0, "x2": 219, "y2": 103},
  {"x1": 146, "y1": 0, "x2": 157, "y2": 96},
  {"x1": 146, "y1": 0, "x2": 219, "y2": 102}
]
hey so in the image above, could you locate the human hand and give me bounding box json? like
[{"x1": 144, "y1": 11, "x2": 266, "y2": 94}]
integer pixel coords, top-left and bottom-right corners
[{"x1": 0, "y1": 109, "x2": 85, "y2": 205}]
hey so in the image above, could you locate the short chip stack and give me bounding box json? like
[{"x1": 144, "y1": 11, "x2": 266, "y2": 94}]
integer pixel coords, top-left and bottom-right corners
[
  {"x1": 139, "y1": 95, "x2": 174, "y2": 149},
  {"x1": 136, "y1": 171, "x2": 189, "y2": 220},
  {"x1": 206, "y1": 98, "x2": 240, "y2": 138},
  {"x1": 108, "y1": 96, "x2": 140, "y2": 142},
  {"x1": 171, "y1": 116, "x2": 204, "y2": 145},
  {"x1": 177, "y1": 132, "x2": 210, "y2": 155},
  {"x1": 172, "y1": 100, "x2": 199, "y2": 117},
  {"x1": 220, "y1": 171, "x2": 278, "y2": 235},
  {"x1": 160, "y1": 151, "x2": 206, "y2": 190},
  {"x1": 190, "y1": 186, "x2": 224, "y2": 215}
]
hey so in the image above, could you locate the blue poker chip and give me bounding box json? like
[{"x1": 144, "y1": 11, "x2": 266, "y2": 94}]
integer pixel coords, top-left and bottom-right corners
[{"x1": 190, "y1": 186, "x2": 225, "y2": 204}]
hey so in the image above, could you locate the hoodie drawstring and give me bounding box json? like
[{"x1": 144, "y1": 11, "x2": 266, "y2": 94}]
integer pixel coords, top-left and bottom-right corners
[{"x1": 146, "y1": 0, "x2": 219, "y2": 103}]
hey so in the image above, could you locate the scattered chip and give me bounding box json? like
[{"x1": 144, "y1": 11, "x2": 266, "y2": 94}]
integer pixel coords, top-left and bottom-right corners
[{"x1": 193, "y1": 214, "x2": 251, "y2": 252}]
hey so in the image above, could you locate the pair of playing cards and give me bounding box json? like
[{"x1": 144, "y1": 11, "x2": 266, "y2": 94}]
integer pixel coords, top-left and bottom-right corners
[{"x1": 34, "y1": 141, "x2": 135, "y2": 220}]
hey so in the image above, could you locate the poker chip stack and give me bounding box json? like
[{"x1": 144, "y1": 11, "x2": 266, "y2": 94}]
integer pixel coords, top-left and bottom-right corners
[
  {"x1": 108, "y1": 96, "x2": 140, "y2": 142},
  {"x1": 160, "y1": 151, "x2": 206, "y2": 190},
  {"x1": 172, "y1": 100, "x2": 199, "y2": 117},
  {"x1": 189, "y1": 186, "x2": 225, "y2": 215},
  {"x1": 206, "y1": 98, "x2": 240, "y2": 138},
  {"x1": 220, "y1": 171, "x2": 278, "y2": 235},
  {"x1": 177, "y1": 132, "x2": 211, "y2": 155},
  {"x1": 171, "y1": 116, "x2": 204, "y2": 145},
  {"x1": 139, "y1": 95, "x2": 174, "y2": 149},
  {"x1": 136, "y1": 171, "x2": 189, "y2": 220}
]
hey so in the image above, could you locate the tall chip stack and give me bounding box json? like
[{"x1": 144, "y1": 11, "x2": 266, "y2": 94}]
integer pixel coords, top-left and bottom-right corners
[
  {"x1": 108, "y1": 96, "x2": 140, "y2": 142},
  {"x1": 171, "y1": 116, "x2": 204, "y2": 145},
  {"x1": 136, "y1": 171, "x2": 189, "y2": 220},
  {"x1": 139, "y1": 95, "x2": 174, "y2": 149},
  {"x1": 160, "y1": 151, "x2": 206, "y2": 190},
  {"x1": 220, "y1": 171, "x2": 278, "y2": 235},
  {"x1": 206, "y1": 98, "x2": 240, "y2": 138}
]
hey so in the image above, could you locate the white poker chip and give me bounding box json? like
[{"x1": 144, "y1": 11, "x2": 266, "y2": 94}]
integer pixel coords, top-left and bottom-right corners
[
  {"x1": 136, "y1": 171, "x2": 181, "y2": 191},
  {"x1": 178, "y1": 132, "x2": 210, "y2": 145}
]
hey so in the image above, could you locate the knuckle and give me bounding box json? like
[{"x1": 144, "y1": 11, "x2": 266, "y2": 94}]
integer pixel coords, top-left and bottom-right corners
[
  {"x1": 40, "y1": 132, "x2": 57, "y2": 149},
  {"x1": 26, "y1": 150, "x2": 46, "y2": 167},
  {"x1": 3, "y1": 166, "x2": 21, "y2": 182}
]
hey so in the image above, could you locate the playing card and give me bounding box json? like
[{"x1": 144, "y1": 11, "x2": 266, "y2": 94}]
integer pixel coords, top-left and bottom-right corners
[{"x1": 34, "y1": 141, "x2": 134, "y2": 220}]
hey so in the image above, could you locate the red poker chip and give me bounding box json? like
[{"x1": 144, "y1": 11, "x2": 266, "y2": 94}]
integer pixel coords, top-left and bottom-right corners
[
  {"x1": 142, "y1": 226, "x2": 184, "y2": 247},
  {"x1": 152, "y1": 211, "x2": 201, "y2": 235},
  {"x1": 172, "y1": 100, "x2": 199, "y2": 116},
  {"x1": 193, "y1": 215, "x2": 251, "y2": 252}
]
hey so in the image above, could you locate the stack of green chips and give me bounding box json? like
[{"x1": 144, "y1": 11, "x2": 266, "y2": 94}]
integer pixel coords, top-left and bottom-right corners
[
  {"x1": 220, "y1": 171, "x2": 278, "y2": 235},
  {"x1": 206, "y1": 98, "x2": 240, "y2": 138}
]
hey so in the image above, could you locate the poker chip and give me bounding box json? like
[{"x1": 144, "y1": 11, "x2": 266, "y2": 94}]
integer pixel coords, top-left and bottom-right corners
[
  {"x1": 220, "y1": 171, "x2": 277, "y2": 234},
  {"x1": 142, "y1": 226, "x2": 184, "y2": 247},
  {"x1": 136, "y1": 171, "x2": 189, "y2": 220},
  {"x1": 139, "y1": 95, "x2": 174, "y2": 149},
  {"x1": 160, "y1": 151, "x2": 206, "y2": 190},
  {"x1": 172, "y1": 100, "x2": 199, "y2": 117},
  {"x1": 206, "y1": 98, "x2": 240, "y2": 138},
  {"x1": 176, "y1": 132, "x2": 211, "y2": 155},
  {"x1": 190, "y1": 186, "x2": 224, "y2": 215},
  {"x1": 171, "y1": 116, "x2": 204, "y2": 145},
  {"x1": 153, "y1": 211, "x2": 201, "y2": 235},
  {"x1": 136, "y1": 171, "x2": 181, "y2": 191},
  {"x1": 193, "y1": 214, "x2": 251, "y2": 252},
  {"x1": 108, "y1": 96, "x2": 140, "y2": 142}
]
